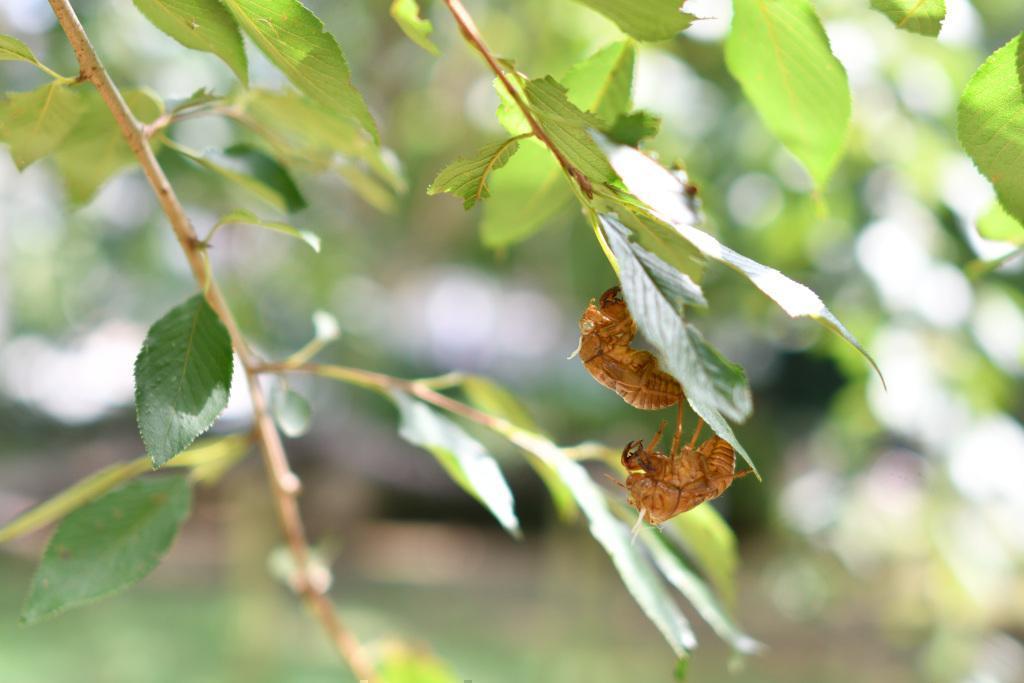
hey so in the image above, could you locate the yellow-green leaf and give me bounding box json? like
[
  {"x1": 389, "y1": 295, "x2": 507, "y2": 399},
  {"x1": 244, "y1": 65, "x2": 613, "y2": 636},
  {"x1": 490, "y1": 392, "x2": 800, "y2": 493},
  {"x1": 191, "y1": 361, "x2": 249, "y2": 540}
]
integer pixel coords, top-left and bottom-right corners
[
  {"x1": 572, "y1": 0, "x2": 694, "y2": 41},
  {"x1": 428, "y1": 136, "x2": 524, "y2": 209},
  {"x1": 390, "y1": 0, "x2": 438, "y2": 55},
  {"x1": 132, "y1": 0, "x2": 248, "y2": 83},
  {"x1": 870, "y1": 0, "x2": 946, "y2": 37},
  {"x1": 0, "y1": 82, "x2": 84, "y2": 169}
]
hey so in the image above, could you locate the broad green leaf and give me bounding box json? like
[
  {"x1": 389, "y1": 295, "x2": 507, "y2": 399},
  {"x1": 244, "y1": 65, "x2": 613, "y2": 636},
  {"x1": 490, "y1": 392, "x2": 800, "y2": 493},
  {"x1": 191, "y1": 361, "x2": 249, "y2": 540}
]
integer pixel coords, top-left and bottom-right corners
[
  {"x1": 272, "y1": 386, "x2": 312, "y2": 438},
  {"x1": 21, "y1": 476, "x2": 191, "y2": 623},
  {"x1": 490, "y1": 425, "x2": 695, "y2": 659},
  {"x1": 132, "y1": 0, "x2": 248, "y2": 84},
  {"x1": 562, "y1": 41, "x2": 636, "y2": 125},
  {"x1": 494, "y1": 74, "x2": 532, "y2": 136},
  {"x1": 870, "y1": 0, "x2": 946, "y2": 36},
  {"x1": 607, "y1": 144, "x2": 882, "y2": 384},
  {"x1": 458, "y1": 375, "x2": 578, "y2": 521},
  {"x1": 525, "y1": 76, "x2": 616, "y2": 183},
  {"x1": 53, "y1": 89, "x2": 163, "y2": 203},
  {"x1": 221, "y1": 0, "x2": 378, "y2": 141},
  {"x1": 640, "y1": 526, "x2": 762, "y2": 655},
  {"x1": 241, "y1": 89, "x2": 401, "y2": 191},
  {"x1": 135, "y1": 295, "x2": 233, "y2": 467},
  {"x1": 0, "y1": 34, "x2": 41, "y2": 64},
  {"x1": 977, "y1": 201, "x2": 1024, "y2": 245},
  {"x1": 427, "y1": 136, "x2": 524, "y2": 209},
  {"x1": 479, "y1": 137, "x2": 572, "y2": 248},
  {"x1": 391, "y1": 392, "x2": 521, "y2": 537},
  {"x1": 724, "y1": 0, "x2": 851, "y2": 186},
  {"x1": 0, "y1": 82, "x2": 84, "y2": 169},
  {"x1": 667, "y1": 504, "x2": 740, "y2": 606},
  {"x1": 958, "y1": 33, "x2": 1024, "y2": 228},
  {"x1": 378, "y1": 643, "x2": 460, "y2": 683},
  {"x1": 599, "y1": 212, "x2": 756, "y2": 475},
  {"x1": 572, "y1": 0, "x2": 694, "y2": 41},
  {"x1": 607, "y1": 110, "x2": 660, "y2": 146},
  {"x1": 390, "y1": 0, "x2": 439, "y2": 55},
  {"x1": 224, "y1": 142, "x2": 307, "y2": 212},
  {"x1": 216, "y1": 208, "x2": 320, "y2": 252}
]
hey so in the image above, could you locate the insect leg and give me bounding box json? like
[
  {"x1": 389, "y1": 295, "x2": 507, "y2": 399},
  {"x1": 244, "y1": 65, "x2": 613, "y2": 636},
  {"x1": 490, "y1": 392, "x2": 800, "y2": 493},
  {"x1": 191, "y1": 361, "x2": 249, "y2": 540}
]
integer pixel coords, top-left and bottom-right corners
[
  {"x1": 687, "y1": 417, "x2": 704, "y2": 450},
  {"x1": 649, "y1": 420, "x2": 667, "y2": 451},
  {"x1": 669, "y1": 401, "x2": 684, "y2": 458}
]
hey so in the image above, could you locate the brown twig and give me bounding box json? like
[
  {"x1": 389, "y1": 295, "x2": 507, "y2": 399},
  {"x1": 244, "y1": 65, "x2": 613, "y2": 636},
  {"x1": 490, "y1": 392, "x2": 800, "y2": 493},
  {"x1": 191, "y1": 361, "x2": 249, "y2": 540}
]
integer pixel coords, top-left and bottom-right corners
[
  {"x1": 44, "y1": 2, "x2": 375, "y2": 679},
  {"x1": 442, "y1": 0, "x2": 593, "y2": 197}
]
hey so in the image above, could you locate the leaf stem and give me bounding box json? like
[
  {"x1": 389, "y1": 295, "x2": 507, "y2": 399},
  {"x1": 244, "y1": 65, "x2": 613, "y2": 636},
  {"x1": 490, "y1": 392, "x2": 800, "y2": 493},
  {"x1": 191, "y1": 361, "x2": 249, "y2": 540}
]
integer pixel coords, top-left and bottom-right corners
[
  {"x1": 44, "y1": 2, "x2": 376, "y2": 679},
  {"x1": 441, "y1": 0, "x2": 593, "y2": 197}
]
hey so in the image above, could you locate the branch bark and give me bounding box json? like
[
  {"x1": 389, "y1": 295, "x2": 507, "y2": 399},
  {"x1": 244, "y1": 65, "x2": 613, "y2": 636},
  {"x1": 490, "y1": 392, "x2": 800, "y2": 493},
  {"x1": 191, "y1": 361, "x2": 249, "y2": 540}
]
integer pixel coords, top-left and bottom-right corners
[{"x1": 44, "y1": 2, "x2": 375, "y2": 679}]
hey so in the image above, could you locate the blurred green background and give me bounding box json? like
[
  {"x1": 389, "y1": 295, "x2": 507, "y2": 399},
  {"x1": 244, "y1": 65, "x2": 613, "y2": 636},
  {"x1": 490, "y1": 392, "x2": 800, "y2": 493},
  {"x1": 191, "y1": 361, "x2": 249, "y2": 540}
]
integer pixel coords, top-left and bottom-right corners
[{"x1": 1, "y1": 0, "x2": 1023, "y2": 681}]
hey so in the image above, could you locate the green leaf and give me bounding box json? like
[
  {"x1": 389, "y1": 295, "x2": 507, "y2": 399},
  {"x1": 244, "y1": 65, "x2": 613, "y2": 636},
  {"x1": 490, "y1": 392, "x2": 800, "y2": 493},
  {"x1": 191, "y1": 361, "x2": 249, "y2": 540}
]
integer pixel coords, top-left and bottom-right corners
[
  {"x1": 494, "y1": 74, "x2": 532, "y2": 136},
  {"x1": 132, "y1": 0, "x2": 248, "y2": 84},
  {"x1": 272, "y1": 386, "x2": 312, "y2": 438},
  {"x1": 640, "y1": 526, "x2": 763, "y2": 655},
  {"x1": 53, "y1": 89, "x2": 163, "y2": 203},
  {"x1": 391, "y1": 392, "x2": 521, "y2": 537},
  {"x1": 0, "y1": 82, "x2": 84, "y2": 169},
  {"x1": 599, "y1": 212, "x2": 756, "y2": 475},
  {"x1": 958, "y1": 33, "x2": 1024, "y2": 228},
  {"x1": 724, "y1": 0, "x2": 851, "y2": 186},
  {"x1": 606, "y1": 110, "x2": 661, "y2": 146},
  {"x1": 378, "y1": 643, "x2": 460, "y2": 683},
  {"x1": 870, "y1": 0, "x2": 946, "y2": 36},
  {"x1": 427, "y1": 136, "x2": 524, "y2": 209},
  {"x1": 21, "y1": 476, "x2": 191, "y2": 624},
  {"x1": 224, "y1": 142, "x2": 307, "y2": 212},
  {"x1": 667, "y1": 504, "x2": 740, "y2": 606},
  {"x1": 171, "y1": 87, "x2": 221, "y2": 114},
  {"x1": 390, "y1": 0, "x2": 439, "y2": 55},
  {"x1": 135, "y1": 295, "x2": 234, "y2": 467},
  {"x1": 458, "y1": 375, "x2": 578, "y2": 522},
  {"x1": 562, "y1": 41, "x2": 636, "y2": 125},
  {"x1": 479, "y1": 137, "x2": 572, "y2": 248},
  {"x1": 241, "y1": 89, "x2": 401, "y2": 192},
  {"x1": 221, "y1": 0, "x2": 378, "y2": 141},
  {"x1": 572, "y1": 0, "x2": 694, "y2": 41},
  {"x1": 607, "y1": 144, "x2": 882, "y2": 385},
  {"x1": 168, "y1": 142, "x2": 293, "y2": 213},
  {"x1": 216, "y1": 209, "x2": 320, "y2": 252},
  {"x1": 0, "y1": 34, "x2": 41, "y2": 64},
  {"x1": 525, "y1": 76, "x2": 616, "y2": 183},
  {"x1": 976, "y1": 201, "x2": 1024, "y2": 245},
  {"x1": 492, "y1": 426, "x2": 696, "y2": 658}
]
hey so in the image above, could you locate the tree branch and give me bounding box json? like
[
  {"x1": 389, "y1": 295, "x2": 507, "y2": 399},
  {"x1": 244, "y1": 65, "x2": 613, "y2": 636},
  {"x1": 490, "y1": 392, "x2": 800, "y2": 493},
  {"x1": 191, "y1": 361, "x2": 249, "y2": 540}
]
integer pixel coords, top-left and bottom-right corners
[
  {"x1": 44, "y1": 2, "x2": 375, "y2": 679},
  {"x1": 442, "y1": 0, "x2": 593, "y2": 197}
]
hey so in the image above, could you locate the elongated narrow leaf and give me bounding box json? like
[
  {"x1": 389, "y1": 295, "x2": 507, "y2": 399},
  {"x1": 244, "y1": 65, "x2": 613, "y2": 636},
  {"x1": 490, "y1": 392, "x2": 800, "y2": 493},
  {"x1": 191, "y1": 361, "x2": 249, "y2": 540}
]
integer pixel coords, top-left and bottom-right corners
[
  {"x1": 217, "y1": 209, "x2": 320, "y2": 252},
  {"x1": 390, "y1": 0, "x2": 438, "y2": 55},
  {"x1": 725, "y1": 0, "x2": 850, "y2": 186},
  {"x1": 224, "y1": 143, "x2": 307, "y2": 212},
  {"x1": 870, "y1": 0, "x2": 945, "y2": 36},
  {"x1": 221, "y1": 0, "x2": 377, "y2": 141},
  {"x1": 562, "y1": 41, "x2": 636, "y2": 125},
  {"x1": 958, "y1": 33, "x2": 1024, "y2": 228},
  {"x1": 490, "y1": 425, "x2": 695, "y2": 661},
  {"x1": 53, "y1": 89, "x2": 163, "y2": 203},
  {"x1": 21, "y1": 476, "x2": 191, "y2": 623},
  {"x1": 599, "y1": 212, "x2": 756, "y2": 474},
  {"x1": 428, "y1": 137, "x2": 523, "y2": 209},
  {"x1": 135, "y1": 295, "x2": 233, "y2": 467},
  {"x1": 525, "y1": 76, "x2": 616, "y2": 183},
  {"x1": 169, "y1": 142, "x2": 292, "y2": 213},
  {"x1": 667, "y1": 504, "x2": 740, "y2": 606},
  {"x1": 640, "y1": 526, "x2": 762, "y2": 655},
  {"x1": 0, "y1": 34, "x2": 56, "y2": 76},
  {"x1": 572, "y1": 0, "x2": 694, "y2": 41},
  {"x1": 391, "y1": 392, "x2": 520, "y2": 537},
  {"x1": 607, "y1": 144, "x2": 882, "y2": 384},
  {"x1": 132, "y1": 0, "x2": 248, "y2": 83},
  {"x1": 458, "y1": 375, "x2": 577, "y2": 521},
  {"x1": 480, "y1": 132, "x2": 572, "y2": 248},
  {"x1": 0, "y1": 82, "x2": 84, "y2": 169}
]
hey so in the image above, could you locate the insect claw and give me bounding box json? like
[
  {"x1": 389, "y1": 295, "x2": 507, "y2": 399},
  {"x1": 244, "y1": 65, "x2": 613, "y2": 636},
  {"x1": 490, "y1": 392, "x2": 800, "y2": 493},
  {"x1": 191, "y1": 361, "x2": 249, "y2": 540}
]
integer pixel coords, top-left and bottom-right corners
[
  {"x1": 630, "y1": 508, "x2": 647, "y2": 543},
  {"x1": 567, "y1": 336, "x2": 582, "y2": 360}
]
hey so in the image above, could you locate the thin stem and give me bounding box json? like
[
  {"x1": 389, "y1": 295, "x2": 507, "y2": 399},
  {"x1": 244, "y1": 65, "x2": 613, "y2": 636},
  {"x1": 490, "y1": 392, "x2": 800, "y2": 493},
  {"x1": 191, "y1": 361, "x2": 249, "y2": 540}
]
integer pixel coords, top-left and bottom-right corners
[
  {"x1": 442, "y1": 0, "x2": 593, "y2": 197},
  {"x1": 44, "y1": 2, "x2": 375, "y2": 679}
]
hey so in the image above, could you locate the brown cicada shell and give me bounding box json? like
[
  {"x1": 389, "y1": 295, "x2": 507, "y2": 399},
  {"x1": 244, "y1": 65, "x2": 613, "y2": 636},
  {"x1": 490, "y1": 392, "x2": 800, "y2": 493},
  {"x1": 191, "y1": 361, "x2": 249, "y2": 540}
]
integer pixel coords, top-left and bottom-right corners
[
  {"x1": 621, "y1": 408, "x2": 752, "y2": 525},
  {"x1": 578, "y1": 286, "x2": 683, "y2": 410}
]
